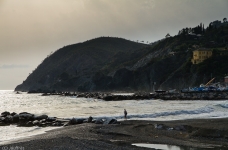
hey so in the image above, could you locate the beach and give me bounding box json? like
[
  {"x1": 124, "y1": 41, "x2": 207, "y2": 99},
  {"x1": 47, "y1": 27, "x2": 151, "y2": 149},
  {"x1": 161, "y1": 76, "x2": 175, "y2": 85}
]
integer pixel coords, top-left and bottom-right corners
[
  {"x1": 1, "y1": 91, "x2": 228, "y2": 149},
  {"x1": 1, "y1": 118, "x2": 228, "y2": 149}
]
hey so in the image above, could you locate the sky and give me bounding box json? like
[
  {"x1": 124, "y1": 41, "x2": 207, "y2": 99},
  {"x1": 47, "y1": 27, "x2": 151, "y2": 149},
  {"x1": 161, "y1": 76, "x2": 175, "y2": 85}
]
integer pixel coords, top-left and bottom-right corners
[{"x1": 0, "y1": 0, "x2": 228, "y2": 90}]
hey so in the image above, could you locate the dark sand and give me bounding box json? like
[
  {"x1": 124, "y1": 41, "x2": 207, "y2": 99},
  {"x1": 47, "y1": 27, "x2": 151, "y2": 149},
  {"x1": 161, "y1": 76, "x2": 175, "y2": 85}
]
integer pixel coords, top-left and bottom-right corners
[{"x1": 1, "y1": 118, "x2": 228, "y2": 150}]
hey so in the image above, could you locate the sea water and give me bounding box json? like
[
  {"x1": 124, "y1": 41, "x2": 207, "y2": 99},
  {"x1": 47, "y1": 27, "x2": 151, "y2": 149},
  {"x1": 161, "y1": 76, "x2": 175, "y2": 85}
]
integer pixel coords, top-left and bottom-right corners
[{"x1": 0, "y1": 90, "x2": 228, "y2": 145}]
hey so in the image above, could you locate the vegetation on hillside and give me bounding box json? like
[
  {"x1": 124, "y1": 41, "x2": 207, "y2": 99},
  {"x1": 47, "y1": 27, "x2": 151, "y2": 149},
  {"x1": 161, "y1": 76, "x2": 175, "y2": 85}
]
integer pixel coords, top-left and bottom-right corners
[{"x1": 15, "y1": 18, "x2": 228, "y2": 92}]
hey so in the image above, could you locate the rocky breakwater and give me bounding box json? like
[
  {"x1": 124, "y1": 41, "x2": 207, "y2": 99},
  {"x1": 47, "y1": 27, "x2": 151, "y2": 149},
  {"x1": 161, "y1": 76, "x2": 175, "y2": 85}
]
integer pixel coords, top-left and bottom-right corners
[
  {"x1": 0, "y1": 111, "x2": 118, "y2": 127},
  {"x1": 102, "y1": 92, "x2": 155, "y2": 101},
  {"x1": 38, "y1": 90, "x2": 228, "y2": 100}
]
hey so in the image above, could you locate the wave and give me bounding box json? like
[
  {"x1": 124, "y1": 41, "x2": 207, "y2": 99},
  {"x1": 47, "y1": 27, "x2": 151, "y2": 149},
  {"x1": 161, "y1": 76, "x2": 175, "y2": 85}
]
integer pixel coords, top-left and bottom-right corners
[
  {"x1": 218, "y1": 102, "x2": 228, "y2": 108},
  {"x1": 93, "y1": 106, "x2": 214, "y2": 120}
]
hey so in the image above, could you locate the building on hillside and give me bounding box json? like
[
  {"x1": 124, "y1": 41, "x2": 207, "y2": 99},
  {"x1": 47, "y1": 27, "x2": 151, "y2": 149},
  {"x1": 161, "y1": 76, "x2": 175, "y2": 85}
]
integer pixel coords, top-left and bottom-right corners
[
  {"x1": 191, "y1": 49, "x2": 213, "y2": 64},
  {"x1": 224, "y1": 76, "x2": 228, "y2": 83}
]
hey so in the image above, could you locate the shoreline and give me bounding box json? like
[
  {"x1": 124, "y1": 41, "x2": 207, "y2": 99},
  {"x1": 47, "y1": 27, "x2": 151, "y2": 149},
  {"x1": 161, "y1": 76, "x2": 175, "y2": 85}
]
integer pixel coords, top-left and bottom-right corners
[
  {"x1": 19, "y1": 90, "x2": 228, "y2": 101},
  {"x1": 1, "y1": 118, "x2": 228, "y2": 149}
]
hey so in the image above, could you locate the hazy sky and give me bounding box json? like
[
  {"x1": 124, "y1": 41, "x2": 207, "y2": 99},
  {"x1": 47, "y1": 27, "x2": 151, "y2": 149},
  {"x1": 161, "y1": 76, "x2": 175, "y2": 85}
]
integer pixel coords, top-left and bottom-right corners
[{"x1": 0, "y1": 0, "x2": 227, "y2": 90}]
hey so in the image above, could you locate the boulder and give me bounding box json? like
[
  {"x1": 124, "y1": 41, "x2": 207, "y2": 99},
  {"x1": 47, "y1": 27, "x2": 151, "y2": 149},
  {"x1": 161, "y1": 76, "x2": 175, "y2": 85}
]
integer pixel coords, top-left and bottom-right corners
[
  {"x1": 39, "y1": 123, "x2": 47, "y2": 127},
  {"x1": 63, "y1": 122, "x2": 69, "y2": 126},
  {"x1": 52, "y1": 122, "x2": 63, "y2": 126},
  {"x1": 26, "y1": 121, "x2": 34, "y2": 127},
  {"x1": 33, "y1": 120, "x2": 40, "y2": 126},
  {"x1": 108, "y1": 119, "x2": 118, "y2": 124},
  {"x1": 1, "y1": 117, "x2": 6, "y2": 123},
  {"x1": 10, "y1": 112, "x2": 17, "y2": 116},
  {"x1": 95, "y1": 119, "x2": 103, "y2": 124},
  {"x1": 88, "y1": 116, "x2": 93, "y2": 123},
  {"x1": 34, "y1": 115, "x2": 48, "y2": 120},
  {"x1": 46, "y1": 117, "x2": 56, "y2": 122},
  {"x1": 174, "y1": 125, "x2": 186, "y2": 131},
  {"x1": 0, "y1": 121, "x2": 9, "y2": 126},
  {"x1": 40, "y1": 119, "x2": 46, "y2": 123},
  {"x1": 91, "y1": 119, "x2": 96, "y2": 123},
  {"x1": 103, "y1": 118, "x2": 118, "y2": 124},
  {"x1": 19, "y1": 112, "x2": 34, "y2": 121},
  {"x1": 1, "y1": 111, "x2": 10, "y2": 117},
  {"x1": 69, "y1": 118, "x2": 84, "y2": 125},
  {"x1": 12, "y1": 114, "x2": 19, "y2": 123},
  {"x1": 3, "y1": 115, "x2": 13, "y2": 123},
  {"x1": 154, "y1": 124, "x2": 169, "y2": 130}
]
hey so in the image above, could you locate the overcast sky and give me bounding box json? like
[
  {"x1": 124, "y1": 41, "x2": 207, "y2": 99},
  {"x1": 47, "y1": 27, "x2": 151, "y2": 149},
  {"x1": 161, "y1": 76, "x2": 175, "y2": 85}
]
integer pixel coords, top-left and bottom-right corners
[{"x1": 0, "y1": 0, "x2": 227, "y2": 90}]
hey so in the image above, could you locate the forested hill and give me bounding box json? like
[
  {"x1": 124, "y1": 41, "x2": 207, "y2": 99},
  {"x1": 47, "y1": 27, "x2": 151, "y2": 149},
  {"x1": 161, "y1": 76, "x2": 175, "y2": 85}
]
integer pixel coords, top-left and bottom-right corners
[
  {"x1": 15, "y1": 37, "x2": 148, "y2": 91},
  {"x1": 15, "y1": 20, "x2": 228, "y2": 92}
]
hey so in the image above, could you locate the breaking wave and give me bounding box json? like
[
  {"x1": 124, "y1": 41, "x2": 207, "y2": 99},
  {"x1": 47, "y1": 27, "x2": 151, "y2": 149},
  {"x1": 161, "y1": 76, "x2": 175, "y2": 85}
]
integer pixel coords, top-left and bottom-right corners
[
  {"x1": 218, "y1": 101, "x2": 228, "y2": 108},
  {"x1": 95, "y1": 106, "x2": 214, "y2": 120}
]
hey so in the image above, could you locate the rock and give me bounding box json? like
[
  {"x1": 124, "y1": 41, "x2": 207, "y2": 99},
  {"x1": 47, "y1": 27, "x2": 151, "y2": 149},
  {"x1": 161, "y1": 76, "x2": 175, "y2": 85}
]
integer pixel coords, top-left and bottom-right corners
[
  {"x1": 33, "y1": 120, "x2": 40, "y2": 126},
  {"x1": 3, "y1": 115, "x2": 13, "y2": 123},
  {"x1": 1, "y1": 117, "x2": 6, "y2": 122},
  {"x1": 26, "y1": 121, "x2": 34, "y2": 127},
  {"x1": 46, "y1": 117, "x2": 56, "y2": 122},
  {"x1": 103, "y1": 118, "x2": 117, "y2": 124},
  {"x1": 174, "y1": 125, "x2": 187, "y2": 131},
  {"x1": 69, "y1": 118, "x2": 84, "y2": 125},
  {"x1": 1, "y1": 111, "x2": 10, "y2": 117},
  {"x1": 19, "y1": 112, "x2": 34, "y2": 121},
  {"x1": 95, "y1": 119, "x2": 103, "y2": 124},
  {"x1": 52, "y1": 122, "x2": 63, "y2": 126},
  {"x1": 34, "y1": 115, "x2": 48, "y2": 120},
  {"x1": 10, "y1": 112, "x2": 17, "y2": 116},
  {"x1": 40, "y1": 119, "x2": 46, "y2": 123},
  {"x1": 12, "y1": 114, "x2": 19, "y2": 123},
  {"x1": 39, "y1": 123, "x2": 47, "y2": 127},
  {"x1": 63, "y1": 122, "x2": 69, "y2": 126},
  {"x1": 88, "y1": 116, "x2": 93, "y2": 123},
  {"x1": 154, "y1": 124, "x2": 169, "y2": 130},
  {"x1": 0, "y1": 121, "x2": 9, "y2": 126},
  {"x1": 108, "y1": 119, "x2": 118, "y2": 124}
]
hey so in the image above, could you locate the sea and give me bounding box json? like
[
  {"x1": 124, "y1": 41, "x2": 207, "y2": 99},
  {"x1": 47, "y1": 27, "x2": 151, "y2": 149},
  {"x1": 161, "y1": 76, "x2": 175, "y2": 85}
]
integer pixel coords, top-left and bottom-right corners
[{"x1": 0, "y1": 90, "x2": 228, "y2": 145}]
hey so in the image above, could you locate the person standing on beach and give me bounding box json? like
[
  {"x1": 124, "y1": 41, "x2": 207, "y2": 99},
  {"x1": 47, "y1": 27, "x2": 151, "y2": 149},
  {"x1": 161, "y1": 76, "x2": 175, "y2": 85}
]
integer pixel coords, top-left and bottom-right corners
[{"x1": 124, "y1": 109, "x2": 127, "y2": 119}]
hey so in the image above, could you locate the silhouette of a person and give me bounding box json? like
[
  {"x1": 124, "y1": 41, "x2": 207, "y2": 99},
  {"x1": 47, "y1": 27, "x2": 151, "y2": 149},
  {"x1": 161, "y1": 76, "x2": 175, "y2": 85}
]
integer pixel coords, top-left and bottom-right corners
[{"x1": 124, "y1": 109, "x2": 127, "y2": 119}]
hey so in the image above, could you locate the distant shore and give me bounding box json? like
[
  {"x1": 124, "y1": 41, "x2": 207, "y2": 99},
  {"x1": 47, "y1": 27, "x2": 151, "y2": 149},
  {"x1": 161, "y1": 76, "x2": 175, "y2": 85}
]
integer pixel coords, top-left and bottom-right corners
[
  {"x1": 17, "y1": 90, "x2": 228, "y2": 100},
  {"x1": 1, "y1": 118, "x2": 228, "y2": 149}
]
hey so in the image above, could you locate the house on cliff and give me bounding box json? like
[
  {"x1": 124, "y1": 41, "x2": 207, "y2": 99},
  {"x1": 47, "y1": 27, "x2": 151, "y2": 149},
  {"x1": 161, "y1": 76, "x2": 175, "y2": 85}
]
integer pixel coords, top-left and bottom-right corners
[{"x1": 191, "y1": 49, "x2": 212, "y2": 64}]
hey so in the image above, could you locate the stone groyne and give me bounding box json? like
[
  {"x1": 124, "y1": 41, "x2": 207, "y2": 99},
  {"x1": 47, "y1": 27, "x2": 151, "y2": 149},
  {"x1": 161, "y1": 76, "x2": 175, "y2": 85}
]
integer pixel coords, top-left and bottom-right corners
[{"x1": 22, "y1": 90, "x2": 228, "y2": 100}]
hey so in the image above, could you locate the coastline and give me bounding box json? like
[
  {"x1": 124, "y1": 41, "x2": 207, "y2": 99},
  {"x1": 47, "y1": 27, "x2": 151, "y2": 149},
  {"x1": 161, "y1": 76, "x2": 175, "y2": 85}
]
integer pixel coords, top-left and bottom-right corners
[{"x1": 1, "y1": 118, "x2": 228, "y2": 149}]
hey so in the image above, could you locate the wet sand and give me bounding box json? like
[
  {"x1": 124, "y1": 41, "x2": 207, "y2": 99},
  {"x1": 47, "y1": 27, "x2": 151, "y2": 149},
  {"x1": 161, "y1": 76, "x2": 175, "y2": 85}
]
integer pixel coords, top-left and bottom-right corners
[{"x1": 1, "y1": 118, "x2": 228, "y2": 149}]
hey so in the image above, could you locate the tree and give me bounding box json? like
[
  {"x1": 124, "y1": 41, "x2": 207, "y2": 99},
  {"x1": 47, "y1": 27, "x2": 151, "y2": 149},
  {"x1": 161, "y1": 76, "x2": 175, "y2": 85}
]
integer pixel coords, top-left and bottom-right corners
[
  {"x1": 178, "y1": 30, "x2": 181, "y2": 35},
  {"x1": 165, "y1": 33, "x2": 171, "y2": 38},
  {"x1": 223, "y1": 18, "x2": 227, "y2": 23}
]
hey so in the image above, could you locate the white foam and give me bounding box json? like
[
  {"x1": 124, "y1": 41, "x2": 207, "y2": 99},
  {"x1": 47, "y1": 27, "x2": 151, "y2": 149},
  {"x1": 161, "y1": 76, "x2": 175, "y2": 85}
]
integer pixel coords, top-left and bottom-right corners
[
  {"x1": 0, "y1": 125, "x2": 60, "y2": 145},
  {"x1": 219, "y1": 102, "x2": 228, "y2": 108}
]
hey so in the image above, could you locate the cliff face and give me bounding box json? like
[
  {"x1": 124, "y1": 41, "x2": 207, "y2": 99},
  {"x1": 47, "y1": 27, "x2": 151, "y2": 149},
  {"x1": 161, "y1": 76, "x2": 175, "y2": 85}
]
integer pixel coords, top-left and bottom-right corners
[{"x1": 15, "y1": 24, "x2": 228, "y2": 92}]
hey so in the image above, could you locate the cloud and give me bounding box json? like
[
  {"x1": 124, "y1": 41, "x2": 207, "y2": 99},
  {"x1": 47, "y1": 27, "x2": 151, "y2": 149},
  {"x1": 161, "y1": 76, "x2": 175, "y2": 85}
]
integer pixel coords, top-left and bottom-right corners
[{"x1": 0, "y1": 64, "x2": 30, "y2": 69}]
